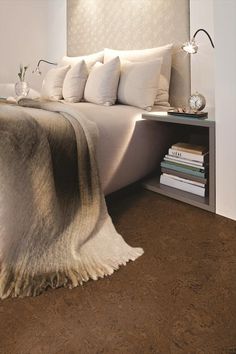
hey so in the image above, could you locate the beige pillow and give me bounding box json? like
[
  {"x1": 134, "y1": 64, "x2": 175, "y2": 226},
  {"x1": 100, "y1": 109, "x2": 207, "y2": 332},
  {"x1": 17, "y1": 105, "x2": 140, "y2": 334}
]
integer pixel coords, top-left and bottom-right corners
[
  {"x1": 84, "y1": 57, "x2": 120, "y2": 106},
  {"x1": 104, "y1": 44, "x2": 173, "y2": 106},
  {"x1": 59, "y1": 51, "x2": 104, "y2": 70},
  {"x1": 62, "y1": 60, "x2": 88, "y2": 102},
  {"x1": 118, "y1": 59, "x2": 162, "y2": 111},
  {"x1": 41, "y1": 65, "x2": 70, "y2": 100}
]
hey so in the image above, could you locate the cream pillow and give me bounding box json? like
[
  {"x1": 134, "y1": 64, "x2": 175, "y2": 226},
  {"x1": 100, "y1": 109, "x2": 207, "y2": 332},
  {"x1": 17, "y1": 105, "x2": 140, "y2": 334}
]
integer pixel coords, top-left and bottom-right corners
[
  {"x1": 84, "y1": 57, "x2": 120, "y2": 106},
  {"x1": 41, "y1": 65, "x2": 70, "y2": 100},
  {"x1": 118, "y1": 59, "x2": 162, "y2": 111},
  {"x1": 59, "y1": 51, "x2": 104, "y2": 70},
  {"x1": 104, "y1": 44, "x2": 173, "y2": 106},
  {"x1": 62, "y1": 60, "x2": 88, "y2": 102}
]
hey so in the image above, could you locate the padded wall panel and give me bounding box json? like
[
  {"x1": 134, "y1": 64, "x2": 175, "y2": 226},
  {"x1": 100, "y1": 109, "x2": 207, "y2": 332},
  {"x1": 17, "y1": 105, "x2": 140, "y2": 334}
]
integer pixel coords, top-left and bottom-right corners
[{"x1": 67, "y1": 0, "x2": 190, "y2": 106}]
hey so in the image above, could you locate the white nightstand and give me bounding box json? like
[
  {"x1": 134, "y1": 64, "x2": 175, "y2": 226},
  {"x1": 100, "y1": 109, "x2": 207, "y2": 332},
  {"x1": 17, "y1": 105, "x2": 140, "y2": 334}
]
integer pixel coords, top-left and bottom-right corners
[{"x1": 142, "y1": 112, "x2": 216, "y2": 212}]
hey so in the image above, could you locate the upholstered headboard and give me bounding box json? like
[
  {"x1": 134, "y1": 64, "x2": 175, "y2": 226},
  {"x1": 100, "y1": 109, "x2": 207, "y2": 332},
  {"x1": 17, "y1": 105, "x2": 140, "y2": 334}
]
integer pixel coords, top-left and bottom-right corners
[{"x1": 67, "y1": 0, "x2": 190, "y2": 107}]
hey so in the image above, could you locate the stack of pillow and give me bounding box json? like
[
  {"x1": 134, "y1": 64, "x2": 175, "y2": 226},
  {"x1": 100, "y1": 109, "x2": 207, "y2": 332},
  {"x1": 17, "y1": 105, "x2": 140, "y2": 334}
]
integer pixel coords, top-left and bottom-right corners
[{"x1": 41, "y1": 44, "x2": 173, "y2": 111}]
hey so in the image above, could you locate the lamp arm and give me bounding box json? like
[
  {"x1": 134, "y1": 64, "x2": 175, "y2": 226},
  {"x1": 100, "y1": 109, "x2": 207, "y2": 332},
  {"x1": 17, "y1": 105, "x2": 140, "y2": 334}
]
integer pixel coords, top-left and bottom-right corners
[
  {"x1": 36, "y1": 59, "x2": 57, "y2": 67},
  {"x1": 193, "y1": 28, "x2": 215, "y2": 48},
  {"x1": 33, "y1": 59, "x2": 58, "y2": 74}
]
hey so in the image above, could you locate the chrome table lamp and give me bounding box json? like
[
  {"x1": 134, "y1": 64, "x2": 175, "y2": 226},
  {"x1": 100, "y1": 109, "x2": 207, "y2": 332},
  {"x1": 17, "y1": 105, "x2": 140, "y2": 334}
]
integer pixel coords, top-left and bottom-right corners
[
  {"x1": 32, "y1": 59, "x2": 57, "y2": 75},
  {"x1": 182, "y1": 28, "x2": 215, "y2": 54}
]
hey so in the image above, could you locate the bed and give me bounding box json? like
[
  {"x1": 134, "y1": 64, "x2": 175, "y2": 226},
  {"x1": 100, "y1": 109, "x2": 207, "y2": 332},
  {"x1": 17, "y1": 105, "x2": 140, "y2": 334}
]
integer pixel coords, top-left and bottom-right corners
[
  {"x1": 0, "y1": 95, "x2": 171, "y2": 300},
  {"x1": 0, "y1": 99, "x2": 183, "y2": 299},
  {"x1": 0, "y1": 0, "x2": 190, "y2": 299},
  {"x1": 0, "y1": 86, "x2": 170, "y2": 196},
  {"x1": 0, "y1": 100, "x2": 148, "y2": 299},
  {"x1": 66, "y1": 102, "x2": 171, "y2": 195}
]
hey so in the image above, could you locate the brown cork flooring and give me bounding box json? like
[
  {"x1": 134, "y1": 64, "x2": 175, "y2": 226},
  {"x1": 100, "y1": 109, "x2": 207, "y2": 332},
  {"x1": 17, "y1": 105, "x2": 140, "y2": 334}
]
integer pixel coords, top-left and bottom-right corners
[{"x1": 0, "y1": 186, "x2": 236, "y2": 354}]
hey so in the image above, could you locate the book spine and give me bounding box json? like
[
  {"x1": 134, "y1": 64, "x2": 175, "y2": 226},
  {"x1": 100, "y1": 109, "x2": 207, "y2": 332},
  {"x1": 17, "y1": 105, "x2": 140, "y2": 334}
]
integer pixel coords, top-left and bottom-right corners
[
  {"x1": 163, "y1": 159, "x2": 205, "y2": 171},
  {"x1": 161, "y1": 161, "x2": 206, "y2": 178},
  {"x1": 165, "y1": 155, "x2": 204, "y2": 167},
  {"x1": 171, "y1": 146, "x2": 203, "y2": 155},
  {"x1": 160, "y1": 175, "x2": 205, "y2": 197},
  {"x1": 161, "y1": 167, "x2": 207, "y2": 184},
  {"x1": 162, "y1": 173, "x2": 205, "y2": 187},
  {"x1": 168, "y1": 148, "x2": 207, "y2": 162}
]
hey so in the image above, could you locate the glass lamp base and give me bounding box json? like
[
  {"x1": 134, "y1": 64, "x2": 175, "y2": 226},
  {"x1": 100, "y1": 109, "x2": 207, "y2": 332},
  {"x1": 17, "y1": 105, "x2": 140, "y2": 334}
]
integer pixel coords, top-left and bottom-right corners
[{"x1": 15, "y1": 81, "x2": 30, "y2": 97}]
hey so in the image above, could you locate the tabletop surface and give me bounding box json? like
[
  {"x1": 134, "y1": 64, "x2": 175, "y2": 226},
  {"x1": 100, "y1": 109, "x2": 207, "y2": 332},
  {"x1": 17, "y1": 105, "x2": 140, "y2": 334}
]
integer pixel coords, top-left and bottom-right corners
[{"x1": 142, "y1": 111, "x2": 215, "y2": 127}]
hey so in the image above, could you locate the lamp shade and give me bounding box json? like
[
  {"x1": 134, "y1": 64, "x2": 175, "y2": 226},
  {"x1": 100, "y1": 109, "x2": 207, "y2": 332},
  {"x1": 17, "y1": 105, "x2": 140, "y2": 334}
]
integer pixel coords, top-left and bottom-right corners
[
  {"x1": 181, "y1": 28, "x2": 215, "y2": 54},
  {"x1": 181, "y1": 39, "x2": 198, "y2": 54},
  {"x1": 33, "y1": 66, "x2": 42, "y2": 75}
]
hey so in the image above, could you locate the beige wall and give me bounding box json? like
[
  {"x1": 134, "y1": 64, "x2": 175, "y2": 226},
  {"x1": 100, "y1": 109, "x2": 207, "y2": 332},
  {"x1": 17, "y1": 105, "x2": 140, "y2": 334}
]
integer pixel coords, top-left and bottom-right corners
[
  {"x1": 214, "y1": 0, "x2": 236, "y2": 221},
  {"x1": 190, "y1": 0, "x2": 215, "y2": 111},
  {"x1": 0, "y1": 0, "x2": 67, "y2": 91},
  {"x1": 190, "y1": 0, "x2": 236, "y2": 220}
]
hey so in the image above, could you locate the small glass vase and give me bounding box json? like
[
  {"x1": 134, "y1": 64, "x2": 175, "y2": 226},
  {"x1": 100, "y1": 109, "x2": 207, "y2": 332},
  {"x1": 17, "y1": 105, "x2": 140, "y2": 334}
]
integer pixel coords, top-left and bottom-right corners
[{"x1": 15, "y1": 81, "x2": 30, "y2": 97}]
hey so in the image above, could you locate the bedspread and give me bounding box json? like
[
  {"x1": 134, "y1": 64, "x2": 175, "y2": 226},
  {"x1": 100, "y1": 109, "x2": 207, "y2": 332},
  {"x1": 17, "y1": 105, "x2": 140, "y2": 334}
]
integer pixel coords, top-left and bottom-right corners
[{"x1": 0, "y1": 100, "x2": 143, "y2": 299}]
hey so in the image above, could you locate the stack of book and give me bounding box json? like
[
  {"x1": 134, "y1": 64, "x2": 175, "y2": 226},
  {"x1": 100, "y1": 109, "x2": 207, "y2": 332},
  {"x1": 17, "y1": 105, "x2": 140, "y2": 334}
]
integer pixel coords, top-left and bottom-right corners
[{"x1": 160, "y1": 142, "x2": 208, "y2": 197}]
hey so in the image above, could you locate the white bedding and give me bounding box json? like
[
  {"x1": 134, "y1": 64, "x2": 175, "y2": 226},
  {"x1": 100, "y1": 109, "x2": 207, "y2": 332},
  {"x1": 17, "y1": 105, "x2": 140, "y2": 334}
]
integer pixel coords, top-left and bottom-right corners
[
  {"x1": 1, "y1": 85, "x2": 170, "y2": 194},
  {"x1": 9, "y1": 98, "x2": 168, "y2": 195},
  {"x1": 67, "y1": 102, "x2": 169, "y2": 195}
]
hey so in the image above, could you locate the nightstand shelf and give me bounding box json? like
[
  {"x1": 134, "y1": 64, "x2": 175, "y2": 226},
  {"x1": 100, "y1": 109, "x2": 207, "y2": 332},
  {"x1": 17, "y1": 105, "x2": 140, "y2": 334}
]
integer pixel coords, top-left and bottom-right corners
[
  {"x1": 142, "y1": 112, "x2": 215, "y2": 212},
  {"x1": 143, "y1": 175, "x2": 210, "y2": 211}
]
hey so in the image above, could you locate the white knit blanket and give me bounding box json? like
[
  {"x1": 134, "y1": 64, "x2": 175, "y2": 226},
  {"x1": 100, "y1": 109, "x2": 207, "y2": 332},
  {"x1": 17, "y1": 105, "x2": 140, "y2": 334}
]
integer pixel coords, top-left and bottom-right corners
[{"x1": 0, "y1": 100, "x2": 143, "y2": 299}]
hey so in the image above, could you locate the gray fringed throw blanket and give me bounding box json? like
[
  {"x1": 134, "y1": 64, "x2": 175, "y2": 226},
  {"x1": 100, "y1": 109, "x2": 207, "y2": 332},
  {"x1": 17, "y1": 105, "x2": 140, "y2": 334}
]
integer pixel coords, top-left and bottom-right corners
[{"x1": 0, "y1": 99, "x2": 143, "y2": 299}]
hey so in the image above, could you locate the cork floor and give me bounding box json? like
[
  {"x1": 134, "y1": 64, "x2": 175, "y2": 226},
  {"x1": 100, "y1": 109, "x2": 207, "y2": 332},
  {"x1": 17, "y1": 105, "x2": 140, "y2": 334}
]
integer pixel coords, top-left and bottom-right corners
[{"x1": 0, "y1": 186, "x2": 236, "y2": 354}]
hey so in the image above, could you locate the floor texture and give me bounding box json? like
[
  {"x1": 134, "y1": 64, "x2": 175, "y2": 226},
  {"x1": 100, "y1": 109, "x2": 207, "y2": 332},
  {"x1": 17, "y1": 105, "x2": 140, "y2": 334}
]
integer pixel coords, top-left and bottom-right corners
[{"x1": 0, "y1": 186, "x2": 236, "y2": 354}]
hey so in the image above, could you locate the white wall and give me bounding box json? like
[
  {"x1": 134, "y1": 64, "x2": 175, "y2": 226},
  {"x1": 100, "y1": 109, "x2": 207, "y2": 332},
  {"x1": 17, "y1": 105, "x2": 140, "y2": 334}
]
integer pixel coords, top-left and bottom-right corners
[
  {"x1": 190, "y1": 0, "x2": 236, "y2": 221},
  {"x1": 214, "y1": 0, "x2": 236, "y2": 221},
  {"x1": 0, "y1": 0, "x2": 66, "y2": 91},
  {"x1": 190, "y1": 0, "x2": 215, "y2": 111}
]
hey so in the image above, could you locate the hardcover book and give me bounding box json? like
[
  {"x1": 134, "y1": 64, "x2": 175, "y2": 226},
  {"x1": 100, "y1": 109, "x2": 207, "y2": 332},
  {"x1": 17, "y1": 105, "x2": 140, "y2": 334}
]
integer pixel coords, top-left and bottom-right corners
[
  {"x1": 160, "y1": 174, "x2": 205, "y2": 197},
  {"x1": 162, "y1": 173, "x2": 205, "y2": 187},
  {"x1": 163, "y1": 159, "x2": 205, "y2": 171},
  {"x1": 171, "y1": 142, "x2": 208, "y2": 155},
  {"x1": 164, "y1": 155, "x2": 204, "y2": 167},
  {"x1": 160, "y1": 161, "x2": 207, "y2": 178},
  {"x1": 161, "y1": 167, "x2": 207, "y2": 184},
  {"x1": 168, "y1": 148, "x2": 209, "y2": 163}
]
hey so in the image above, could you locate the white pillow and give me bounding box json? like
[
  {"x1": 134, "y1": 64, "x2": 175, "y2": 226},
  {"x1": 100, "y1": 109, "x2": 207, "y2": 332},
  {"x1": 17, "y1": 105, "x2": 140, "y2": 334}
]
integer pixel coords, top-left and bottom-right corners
[
  {"x1": 104, "y1": 44, "x2": 173, "y2": 106},
  {"x1": 59, "y1": 51, "x2": 104, "y2": 70},
  {"x1": 84, "y1": 57, "x2": 120, "y2": 106},
  {"x1": 118, "y1": 59, "x2": 162, "y2": 111},
  {"x1": 62, "y1": 60, "x2": 88, "y2": 102},
  {"x1": 41, "y1": 65, "x2": 70, "y2": 100}
]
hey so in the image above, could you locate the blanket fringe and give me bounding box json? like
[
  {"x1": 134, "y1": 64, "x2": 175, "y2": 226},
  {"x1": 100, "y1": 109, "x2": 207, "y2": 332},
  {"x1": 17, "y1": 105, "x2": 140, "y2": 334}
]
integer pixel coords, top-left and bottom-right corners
[{"x1": 0, "y1": 247, "x2": 143, "y2": 299}]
